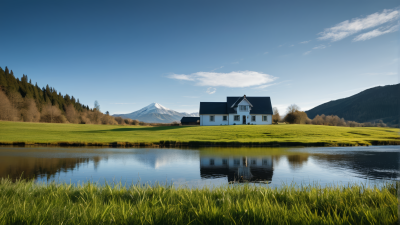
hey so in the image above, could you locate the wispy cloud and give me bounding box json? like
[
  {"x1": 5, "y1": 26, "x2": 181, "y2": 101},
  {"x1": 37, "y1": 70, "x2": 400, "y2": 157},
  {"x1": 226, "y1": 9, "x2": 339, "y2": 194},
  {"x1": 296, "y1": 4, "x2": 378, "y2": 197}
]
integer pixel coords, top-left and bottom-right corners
[
  {"x1": 211, "y1": 66, "x2": 224, "y2": 71},
  {"x1": 263, "y1": 51, "x2": 269, "y2": 54},
  {"x1": 110, "y1": 103, "x2": 136, "y2": 105},
  {"x1": 364, "y1": 72, "x2": 397, "y2": 76},
  {"x1": 253, "y1": 83, "x2": 279, "y2": 89},
  {"x1": 253, "y1": 80, "x2": 291, "y2": 89},
  {"x1": 303, "y1": 51, "x2": 311, "y2": 56},
  {"x1": 318, "y1": 9, "x2": 399, "y2": 42},
  {"x1": 206, "y1": 87, "x2": 216, "y2": 94},
  {"x1": 168, "y1": 71, "x2": 277, "y2": 88},
  {"x1": 300, "y1": 40, "x2": 311, "y2": 44},
  {"x1": 353, "y1": 23, "x2": 399, "y2": 41},
  {"x1": 231, "y1": 61, "x2": 239, "y2": 64},
  {"x1": 312, "y1": 44, "x2": 327, "y2": 50}
]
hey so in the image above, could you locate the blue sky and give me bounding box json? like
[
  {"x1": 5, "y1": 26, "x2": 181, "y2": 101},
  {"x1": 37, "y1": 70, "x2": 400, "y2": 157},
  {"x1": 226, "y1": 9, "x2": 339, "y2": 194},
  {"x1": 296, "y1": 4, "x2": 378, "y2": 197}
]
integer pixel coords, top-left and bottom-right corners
[{"x1": 1, "y1": 0, "x2": 399, "y2": 115}]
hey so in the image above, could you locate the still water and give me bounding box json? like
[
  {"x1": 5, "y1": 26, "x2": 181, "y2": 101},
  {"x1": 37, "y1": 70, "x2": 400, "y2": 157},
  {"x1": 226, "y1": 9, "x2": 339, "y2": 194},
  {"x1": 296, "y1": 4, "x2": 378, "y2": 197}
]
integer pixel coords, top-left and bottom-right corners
[{"x1": 0, "y1": 146, "x2": 398, "y2": 188}]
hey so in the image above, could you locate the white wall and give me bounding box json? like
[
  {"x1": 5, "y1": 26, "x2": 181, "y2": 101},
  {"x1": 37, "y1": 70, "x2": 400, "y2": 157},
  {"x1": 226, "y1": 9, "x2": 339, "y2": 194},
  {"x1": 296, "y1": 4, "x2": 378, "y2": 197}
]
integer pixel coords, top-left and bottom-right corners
[
  {"x1": 250, "y1": 114, "x2": 272, "y2": 125},
  {"x1": 200, "y1": 114, "x2": 229, "y2": 126},
  {"x1": 201, "y1": 114, "x2": 272, "y2": 125}
]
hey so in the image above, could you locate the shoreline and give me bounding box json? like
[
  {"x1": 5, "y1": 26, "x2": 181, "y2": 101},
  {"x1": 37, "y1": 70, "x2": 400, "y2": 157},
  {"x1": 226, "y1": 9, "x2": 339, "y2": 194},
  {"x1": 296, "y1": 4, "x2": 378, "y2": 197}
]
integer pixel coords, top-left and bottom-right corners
[{"x1": 1, "y1": 139, "x2": 399, "y2": 147}]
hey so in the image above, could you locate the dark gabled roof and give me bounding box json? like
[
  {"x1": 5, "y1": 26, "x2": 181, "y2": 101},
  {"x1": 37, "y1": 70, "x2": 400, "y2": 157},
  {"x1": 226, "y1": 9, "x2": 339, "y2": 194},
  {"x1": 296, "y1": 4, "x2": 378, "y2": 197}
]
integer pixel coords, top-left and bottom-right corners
[
  {"x1": 231, "y1": 96, "x2": 253, "y2": 108},
  {"x1": 199, "y1": 102, "x2": 227, "y2": 114},
  {"x1": 227, "y1": 96, "x2": 273, "y2": 114},
  {"x1": 181, "y1": 117, "x2": 200, "y2": 123}
]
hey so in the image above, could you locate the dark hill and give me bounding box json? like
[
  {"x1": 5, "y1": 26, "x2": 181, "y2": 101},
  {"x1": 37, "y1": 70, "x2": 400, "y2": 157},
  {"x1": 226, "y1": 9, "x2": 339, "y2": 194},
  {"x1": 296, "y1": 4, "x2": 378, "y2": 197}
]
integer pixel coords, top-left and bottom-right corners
[{"x1": 305, "y1": 84, "x2": 399, "y2": 126}]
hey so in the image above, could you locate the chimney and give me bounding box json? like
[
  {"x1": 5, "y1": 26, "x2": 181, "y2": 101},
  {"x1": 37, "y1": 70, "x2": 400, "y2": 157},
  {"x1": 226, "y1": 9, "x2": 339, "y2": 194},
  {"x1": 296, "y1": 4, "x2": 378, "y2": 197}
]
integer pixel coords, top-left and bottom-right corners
[{"x1": 244, "y1": 95, "x2": 246, "y2": 98}]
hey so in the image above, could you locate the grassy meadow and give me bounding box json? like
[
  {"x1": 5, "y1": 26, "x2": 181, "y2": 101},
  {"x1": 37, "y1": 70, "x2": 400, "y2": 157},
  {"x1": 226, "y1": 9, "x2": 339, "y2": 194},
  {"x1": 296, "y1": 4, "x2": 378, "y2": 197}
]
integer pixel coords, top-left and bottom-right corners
[
  {"x1": 0, "y1": 178, "x2": 398, "y2": 225},
  {"x1": 0, "y1": 121, "x2": 399, "y2": 146}
]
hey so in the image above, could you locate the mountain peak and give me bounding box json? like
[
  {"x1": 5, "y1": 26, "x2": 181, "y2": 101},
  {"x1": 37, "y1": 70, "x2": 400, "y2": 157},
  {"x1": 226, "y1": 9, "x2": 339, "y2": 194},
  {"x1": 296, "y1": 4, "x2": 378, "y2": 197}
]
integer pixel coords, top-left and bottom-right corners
[
  {"x1": 112, "y1": 102, "x2": 199, "y2": 123},
  {"x1": 147, "y1": 102, "x2": 169, "y2": 110}
]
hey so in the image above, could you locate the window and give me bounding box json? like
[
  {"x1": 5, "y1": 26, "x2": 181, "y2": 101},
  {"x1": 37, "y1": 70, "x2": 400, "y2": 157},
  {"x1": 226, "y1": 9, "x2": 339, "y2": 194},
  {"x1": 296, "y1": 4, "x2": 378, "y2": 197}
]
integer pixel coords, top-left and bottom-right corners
[
  {"x1": 262, "y1": 159, "x2": 269, "y2": 165},
  {"x1": 234, "y1": 159, "x2": 240, "y2": 165},
  {"x1": 234, "y1": 115, "x2": 240, "y2": 121},
  {"x1": 223, "y1": 116, "x2": 227, "y2": 121},
  {"x1": 210, "y1": 159, "x2": 214, "y2": 165},
  {"x1": 262, "y1": 115, "x2": 268, "y2": 121},
  {"x1": 239, "y1": 105, "x2": 248, "y2": 111},
  {"x1": 222, "y1": 159, "x2": 228, "y2": 165},
  {"x1": 251, "y1": 159, "x2": 257, "y2": 165},
  {"x1": 210, "y1": 115, "x2": 215, "y2": 122},
  {"x1": 251, "y1": 116, "x2": 256, "y2": 122}
]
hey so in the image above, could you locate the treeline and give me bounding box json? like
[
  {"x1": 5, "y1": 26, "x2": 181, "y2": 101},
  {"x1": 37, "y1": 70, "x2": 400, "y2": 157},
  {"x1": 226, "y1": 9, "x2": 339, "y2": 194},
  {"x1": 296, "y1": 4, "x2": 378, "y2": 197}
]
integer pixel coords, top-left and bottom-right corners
[
  {"x1": 273, "y1": 104, "x2": 388, "y2": 127},
  {"x1": 0, "y1": 66, "x2": 164, "y2": 126}
]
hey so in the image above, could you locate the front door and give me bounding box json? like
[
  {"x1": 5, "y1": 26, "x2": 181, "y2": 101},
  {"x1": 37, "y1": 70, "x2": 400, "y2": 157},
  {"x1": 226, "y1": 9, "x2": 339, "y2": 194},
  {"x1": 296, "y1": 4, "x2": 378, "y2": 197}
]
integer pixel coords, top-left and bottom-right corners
[{"x1": 243, "y1": 115, "x2": 246, "y2": 124}]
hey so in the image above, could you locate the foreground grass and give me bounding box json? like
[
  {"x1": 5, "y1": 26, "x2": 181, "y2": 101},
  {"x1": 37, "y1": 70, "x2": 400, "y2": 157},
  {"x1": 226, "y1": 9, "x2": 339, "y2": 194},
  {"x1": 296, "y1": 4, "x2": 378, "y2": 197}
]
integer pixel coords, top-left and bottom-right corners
[
  {"x1": 0, "y1": 121, "x2": 399, "y2": 146},
  {"x1": 0, "y1": 179, "x2": 397, "y2": 225}
]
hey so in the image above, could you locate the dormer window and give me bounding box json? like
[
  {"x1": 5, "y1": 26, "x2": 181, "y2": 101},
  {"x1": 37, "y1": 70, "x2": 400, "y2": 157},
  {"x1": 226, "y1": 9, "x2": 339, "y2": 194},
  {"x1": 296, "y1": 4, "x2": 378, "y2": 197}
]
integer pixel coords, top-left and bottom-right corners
[{"x1": 239, "y1": 105, "x2": 249, "y2": 111}]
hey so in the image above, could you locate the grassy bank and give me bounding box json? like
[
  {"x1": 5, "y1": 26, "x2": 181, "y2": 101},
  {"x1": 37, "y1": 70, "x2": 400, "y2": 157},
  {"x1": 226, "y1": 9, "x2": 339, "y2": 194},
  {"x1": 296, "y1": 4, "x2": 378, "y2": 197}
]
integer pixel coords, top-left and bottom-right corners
[
  {"x1": 0, "y1": 179, "x2": 398, "y2": 225},
  {"x1": 0, "y1": 121, "x2": 399, "y2": 147}
]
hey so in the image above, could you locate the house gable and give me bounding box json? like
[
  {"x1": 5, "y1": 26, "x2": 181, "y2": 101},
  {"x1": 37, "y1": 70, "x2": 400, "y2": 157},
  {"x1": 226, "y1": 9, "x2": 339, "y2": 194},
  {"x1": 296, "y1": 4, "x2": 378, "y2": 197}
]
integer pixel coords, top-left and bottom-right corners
[{"x1": 226, "y1": 96, "x2": 272, "y2": 115}]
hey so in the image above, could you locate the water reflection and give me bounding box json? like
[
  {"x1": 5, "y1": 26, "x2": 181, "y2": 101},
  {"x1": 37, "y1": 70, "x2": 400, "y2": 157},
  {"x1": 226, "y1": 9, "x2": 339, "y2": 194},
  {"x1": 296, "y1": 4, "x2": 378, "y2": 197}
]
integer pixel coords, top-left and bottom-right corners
[
  {"x1": 200, "y1": 156, "x2": 273, "y2": 183},
  {"x1": 0, "y1": 146, "x2": 397, "y2": 187}
]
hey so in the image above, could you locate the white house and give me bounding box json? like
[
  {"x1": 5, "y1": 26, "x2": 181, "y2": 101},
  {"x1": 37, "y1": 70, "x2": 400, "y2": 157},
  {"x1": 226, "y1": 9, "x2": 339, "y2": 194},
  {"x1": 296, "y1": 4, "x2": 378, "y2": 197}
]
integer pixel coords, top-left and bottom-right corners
[{"x1": 199, "y1": 95, "x2": 273, "y2": 126}]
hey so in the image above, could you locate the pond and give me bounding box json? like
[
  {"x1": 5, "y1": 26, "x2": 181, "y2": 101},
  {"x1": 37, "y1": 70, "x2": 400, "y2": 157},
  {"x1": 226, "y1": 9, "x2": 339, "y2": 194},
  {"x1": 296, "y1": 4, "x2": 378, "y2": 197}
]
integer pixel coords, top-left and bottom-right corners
[{"x1": 0, "y1": 146, "x2": 398, "y2": 188}]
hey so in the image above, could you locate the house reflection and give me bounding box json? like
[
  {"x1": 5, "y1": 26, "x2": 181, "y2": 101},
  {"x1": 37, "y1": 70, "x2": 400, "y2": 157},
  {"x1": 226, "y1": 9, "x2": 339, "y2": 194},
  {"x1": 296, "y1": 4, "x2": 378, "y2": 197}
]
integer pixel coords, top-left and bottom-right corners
[{"x1": 200, "y1": 156, "x2": 273, "y2": 183}]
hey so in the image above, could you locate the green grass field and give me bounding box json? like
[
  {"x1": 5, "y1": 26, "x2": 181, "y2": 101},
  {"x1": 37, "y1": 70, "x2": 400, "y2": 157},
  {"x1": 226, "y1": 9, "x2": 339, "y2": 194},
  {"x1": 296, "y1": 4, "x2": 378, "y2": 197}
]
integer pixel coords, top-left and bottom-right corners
[
  {"x1": 0, "y1": 121, "x2": 399, "y2": 146},
  {"x1": 0, "y1": 178, "x2": 397, "y2": 225}
]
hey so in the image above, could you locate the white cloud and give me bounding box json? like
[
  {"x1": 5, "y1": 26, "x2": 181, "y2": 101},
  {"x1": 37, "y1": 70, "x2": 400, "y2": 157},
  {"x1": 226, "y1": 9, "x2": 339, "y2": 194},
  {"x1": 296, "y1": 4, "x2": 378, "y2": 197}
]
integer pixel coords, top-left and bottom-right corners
[
  {"x1": 353, "y1": 23, "x2": 399, "y2": 41},
  {"x1": 318, "y1": 9, "x2": 399, "y2": 42},
  {"x1": 206, "y1": 87, "x2": 216, "y2": 94},
  {"x1": 300, "y1": 40, "x2": 311, "y2": 44},
  {"x1": 313, "y1": 44, "x2": 327, "y2": 50},
  {"x1": 168, "y1": 74, "x2": 194, "y2": 81},
  {"x1": 303, "y1": 51, "x2": 311, "y2": 56},
  {"x1": 168, "y1": 71, "x2": 277, "y2": 88}
]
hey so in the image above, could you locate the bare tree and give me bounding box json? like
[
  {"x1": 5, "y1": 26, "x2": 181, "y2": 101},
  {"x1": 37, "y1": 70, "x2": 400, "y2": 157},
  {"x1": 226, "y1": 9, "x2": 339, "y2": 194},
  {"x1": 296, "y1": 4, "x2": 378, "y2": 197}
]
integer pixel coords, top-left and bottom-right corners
[
  {"x1": 65, "y1": 104, "x2": 79, "y2": 123},
  {"x1": 94, "y1": 100, "x2": 100, "y2": 111},
  {"x1": 21, "y1": 99, "x2": 40, "y2": 122},
  {"x1": 40, "y1": 103, "x2": 66, "y2": 123},
  {"x1": 8, "y1": 91, "x2": 24, "y2": 110},
  {"x1": 0, "y1": 90, "x2": 19, "y2": 121},
  {"x1": 286, "y1": 104, "x2": 300, "y2": 114},
  {"x1": 272, "y1": 107, "x2": 280, "y2": 124}
]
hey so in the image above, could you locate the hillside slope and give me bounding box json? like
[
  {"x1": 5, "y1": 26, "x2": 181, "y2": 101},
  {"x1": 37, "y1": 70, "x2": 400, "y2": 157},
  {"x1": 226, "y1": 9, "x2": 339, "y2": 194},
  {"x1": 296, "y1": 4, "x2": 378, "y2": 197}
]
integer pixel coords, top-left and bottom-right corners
[{"x1": 305, "y1": 84, "x2": 399, "y2": 126}]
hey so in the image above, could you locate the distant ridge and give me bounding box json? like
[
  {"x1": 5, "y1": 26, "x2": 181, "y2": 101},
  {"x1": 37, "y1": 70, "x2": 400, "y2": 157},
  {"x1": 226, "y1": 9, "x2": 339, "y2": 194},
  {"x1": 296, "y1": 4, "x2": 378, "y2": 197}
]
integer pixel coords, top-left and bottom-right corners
[
  {"x1": 112, "y1": 103, "x2": 199, "y2": 123},
  {"x1": 305, "y1": 84, "x2": 399, "y2": 126}
]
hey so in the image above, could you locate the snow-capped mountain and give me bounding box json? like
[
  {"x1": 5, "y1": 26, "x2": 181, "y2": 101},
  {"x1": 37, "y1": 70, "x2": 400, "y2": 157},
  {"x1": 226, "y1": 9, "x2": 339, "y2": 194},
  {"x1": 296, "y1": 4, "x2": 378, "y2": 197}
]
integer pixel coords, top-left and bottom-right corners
[{"x1": 112, "y1": 103, "x2": 199, "y2": 123}]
